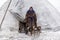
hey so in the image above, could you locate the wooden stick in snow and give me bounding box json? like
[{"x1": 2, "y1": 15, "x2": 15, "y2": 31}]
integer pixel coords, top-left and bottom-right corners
[{"x1": 0, "y1": 0, "x2": 12, "y2": 29}]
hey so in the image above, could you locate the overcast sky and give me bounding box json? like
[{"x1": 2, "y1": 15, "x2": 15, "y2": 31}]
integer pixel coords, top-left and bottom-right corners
[{"x1": 0, "y1": 0, "x2": 60, "y2": 12}]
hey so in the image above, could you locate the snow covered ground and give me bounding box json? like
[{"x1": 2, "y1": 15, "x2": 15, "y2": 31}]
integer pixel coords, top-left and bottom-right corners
[
  {"x1": 0, "y1": 0, "x2": 60, "y2": 40},
  {"x1": 0, "y1": 30, "x2": 60, "y2": 40}
]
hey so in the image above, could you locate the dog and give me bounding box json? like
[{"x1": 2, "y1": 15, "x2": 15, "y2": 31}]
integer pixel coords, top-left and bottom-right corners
[
  {"x1": 32, "y1": 26, "x2": 41, "y2": 35},
  {"x1": 19, "y1": 21, "x2": 27, "y2": 33},
  {"x1": 27, "y1": 25, "x2": 41, "y2": 36}
]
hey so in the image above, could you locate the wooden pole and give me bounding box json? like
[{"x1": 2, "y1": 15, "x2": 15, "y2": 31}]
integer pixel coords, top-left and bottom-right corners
[{"x1": 0, "y1": 0, "x2": 12, "y2": 29}]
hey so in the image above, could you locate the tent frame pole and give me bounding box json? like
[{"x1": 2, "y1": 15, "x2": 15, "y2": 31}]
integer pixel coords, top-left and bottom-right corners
[{"x1": 0, "y1": 0, "x2": 12, "y2": 29}]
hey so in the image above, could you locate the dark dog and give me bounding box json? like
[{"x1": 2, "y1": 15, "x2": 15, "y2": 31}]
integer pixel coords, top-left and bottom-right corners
[{"x1": 19, "y1": 21, "x2": 27, "y2": 33}]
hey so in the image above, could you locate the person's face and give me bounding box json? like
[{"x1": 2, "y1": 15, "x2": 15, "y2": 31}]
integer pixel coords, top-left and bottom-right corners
[{"x1": 29, "y1": 8, "x2": 33, "y2": 11}]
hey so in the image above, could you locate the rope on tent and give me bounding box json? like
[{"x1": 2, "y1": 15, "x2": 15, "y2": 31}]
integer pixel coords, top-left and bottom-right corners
[{"x1": 0, "y1": 0, "x2": 12, "y2": 29}]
